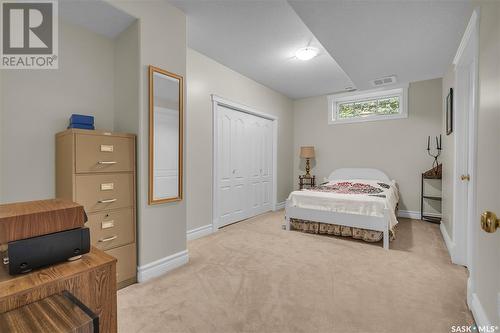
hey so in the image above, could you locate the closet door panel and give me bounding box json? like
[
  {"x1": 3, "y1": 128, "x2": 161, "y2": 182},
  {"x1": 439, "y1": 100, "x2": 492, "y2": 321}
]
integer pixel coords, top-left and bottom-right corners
[
  {"x1": 231, "y1": 113, "x2": 246, "y2": 218},
  {"x1": 261, "y1": 119, "x2": 273, "y2": 211}
]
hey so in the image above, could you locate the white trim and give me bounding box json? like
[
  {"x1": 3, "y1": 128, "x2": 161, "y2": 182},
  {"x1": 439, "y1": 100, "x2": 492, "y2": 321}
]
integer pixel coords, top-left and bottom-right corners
[
  {"x1": 453, "y1": 10, "x2": 479, "y2": 66},
  {"x1": 212, "y1": 95, "x2": 278, "y2": 230},
  {"x1": 274, "y1": 201, "x2": 285, "y2": 210},
  {"x1": 440, "y1": 223, "x2": 456, "y2": 262},
  {"x1": 327, "y1": 84, "x2": 408, "y2": 125},
  {"x1": 396, "y1": 210, "x2": 443, "y2": 220},
  {"x1": 187, "y1": 224, "x2": 214, "y2": 241},
  {"x1": 137, "y1": 250, "x2": 189, "y2": 283},
  {"x1": 452, "y1": 8, "x2": 479, "y2": 268},
  {"x1": 212, "y1": 95, "x2": 277, "y2": 120},
  {"x1": 470, "y1": 292, "x2": 492, "y2": 328},
  {"x1": 397, "y1": 210, "x2": 421, "y2": 219}
]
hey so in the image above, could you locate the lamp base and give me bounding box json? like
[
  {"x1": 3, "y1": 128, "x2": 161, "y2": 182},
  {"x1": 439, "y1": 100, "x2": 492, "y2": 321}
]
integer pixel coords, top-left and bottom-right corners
[{"x1": 305, "y1": 158, "x2": 311, "y2": 177}]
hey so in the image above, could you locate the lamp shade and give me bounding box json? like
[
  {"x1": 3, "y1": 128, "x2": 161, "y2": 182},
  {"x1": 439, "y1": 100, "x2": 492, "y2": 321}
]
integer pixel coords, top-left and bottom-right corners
[{"x1": 300, "y1": 146, "x2": 315, "y2": 158}]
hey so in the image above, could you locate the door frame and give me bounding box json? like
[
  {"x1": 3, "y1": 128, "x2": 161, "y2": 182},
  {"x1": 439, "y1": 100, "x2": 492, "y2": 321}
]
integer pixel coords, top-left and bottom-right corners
[
  {"x1": 452, "y1": 8, "x2": 479, "y2": 309},
  {"x1": 211, "y1": 94, "x2": 278, "y2": 231},
  {"x1": 450, "y1": 9, "x2": 479, "y2": 267}
]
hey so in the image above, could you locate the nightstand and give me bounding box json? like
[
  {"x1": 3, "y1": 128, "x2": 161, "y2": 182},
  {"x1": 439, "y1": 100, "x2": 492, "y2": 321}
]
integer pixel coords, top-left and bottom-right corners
[{"x1": 299, "y1": 175, "x2": 315, "y2": 189}]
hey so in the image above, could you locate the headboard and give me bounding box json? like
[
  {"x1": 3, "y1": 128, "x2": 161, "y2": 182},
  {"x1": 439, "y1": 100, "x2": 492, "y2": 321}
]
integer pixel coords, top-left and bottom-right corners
[{"x1": 327, "y1": 168, "x2": 391, "y2": 183}]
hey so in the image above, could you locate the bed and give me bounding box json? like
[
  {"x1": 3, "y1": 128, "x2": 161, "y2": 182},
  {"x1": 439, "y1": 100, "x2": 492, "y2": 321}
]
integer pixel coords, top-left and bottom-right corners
[{"x1": 285, "y1": 168, "x2": 399, "y2": 249}]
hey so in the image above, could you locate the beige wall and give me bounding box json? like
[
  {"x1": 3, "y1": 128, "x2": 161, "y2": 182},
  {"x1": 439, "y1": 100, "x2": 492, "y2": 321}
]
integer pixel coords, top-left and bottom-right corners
[
  {"x1": 186, "y1": 48, "x2": 294, "y2": 231},
  {"x1": 293, "y1": 78, "x2": 443, "y2": 212},
  {"x1": 441, "y1": 65, "x2": 455, "y2": 238},
  {"x1": 1, "y1": 20, "x2": 115, "y2": 203},
  {"x1": 114, "y1": 21, "x2": 140, "y2": 134},
  {"x1": 107, "y1": 0, "x2": 187, "y2": 267}
]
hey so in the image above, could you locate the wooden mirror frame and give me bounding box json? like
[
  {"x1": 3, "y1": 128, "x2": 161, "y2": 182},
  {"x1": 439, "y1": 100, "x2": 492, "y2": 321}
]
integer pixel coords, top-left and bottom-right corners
[{"x1": 148, "y1": 65, "x2": 184, "y2": 204}]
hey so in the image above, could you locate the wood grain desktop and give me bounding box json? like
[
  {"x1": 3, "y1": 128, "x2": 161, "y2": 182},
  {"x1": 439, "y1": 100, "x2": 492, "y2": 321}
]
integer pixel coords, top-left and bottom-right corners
[
  {"x1": 0, "y1": 247, "x2": 117, "y2": 333},
  {"x1": 0, "y1": 292, "x2": 95, "y2": 333},
  {"x1": 0, "y1": 199, "x2": 86, "y2": 243}
]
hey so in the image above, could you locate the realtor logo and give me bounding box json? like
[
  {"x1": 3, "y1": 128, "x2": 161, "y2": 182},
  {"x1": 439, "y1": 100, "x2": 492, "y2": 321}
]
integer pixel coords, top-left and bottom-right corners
[{"x1": 1, "y1": 0, "x2": 58, "y2": 69}]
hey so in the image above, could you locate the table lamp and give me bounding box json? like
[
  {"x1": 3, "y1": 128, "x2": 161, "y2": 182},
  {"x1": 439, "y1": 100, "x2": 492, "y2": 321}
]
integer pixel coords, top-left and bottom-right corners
[{"x1": 300, "y1": 146, "x2": 315, "y2": 177}]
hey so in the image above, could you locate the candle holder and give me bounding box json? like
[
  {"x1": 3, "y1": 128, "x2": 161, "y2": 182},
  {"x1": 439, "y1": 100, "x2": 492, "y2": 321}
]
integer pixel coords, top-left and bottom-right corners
[{"x1": 427, "y1": 135, "x2": 442, "y2": 170}]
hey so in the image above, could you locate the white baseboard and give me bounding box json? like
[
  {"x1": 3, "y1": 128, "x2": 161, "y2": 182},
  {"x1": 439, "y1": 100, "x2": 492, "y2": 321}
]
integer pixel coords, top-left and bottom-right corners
[
  {"x1": 440, "y1": 222, "x2": 456, "y2": 262},
  {"x1": 274, "y1": 201, "x2": 285, "y2": 210},
  {"x1": 137, "y1": 250, "x2": 189, "y2": 283},
  {"x1": 187, "y1": 224, "x2": 214, "y2": 241},
  {"x1": 397, "y1": 210, "x2": 442, "y2": 220},
  {"x1": 470, "y1": 292, "x2": 491, "y2": 328},
  {"x1": 397, "y1": 210, "x2": 420, "y2": 219}
]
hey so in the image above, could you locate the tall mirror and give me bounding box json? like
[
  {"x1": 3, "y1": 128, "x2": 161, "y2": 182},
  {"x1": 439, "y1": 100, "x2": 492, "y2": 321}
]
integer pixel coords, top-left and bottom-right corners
[{"x1": 149, "y1": 65, "x2": 183, "y2": 204}]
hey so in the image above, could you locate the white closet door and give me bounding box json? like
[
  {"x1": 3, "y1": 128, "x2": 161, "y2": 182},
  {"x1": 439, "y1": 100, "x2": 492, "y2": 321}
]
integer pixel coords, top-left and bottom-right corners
[
  {"x1": 216, "y1": 104, "x2": 274, "y2": 228},
  {"x1": 248, "y1": 116, "x2": 262, "y2": 216},
  {"x1": 260, "y1": 118, "x2": 273, "y2": 212},
  {"x1": 217, "y1": 106, "x2": 248, "y2": 227},
  {"x1": 248, "y1": 116, "x2": 273, "y2": 216}
]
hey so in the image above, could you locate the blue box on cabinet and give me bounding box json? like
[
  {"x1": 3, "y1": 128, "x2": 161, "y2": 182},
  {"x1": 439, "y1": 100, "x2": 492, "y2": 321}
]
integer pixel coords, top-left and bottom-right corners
[
  {"x1": 68, "y1": 114, "x2": 95, "y2": 130},
  {"x1": 67, "y1": 123, "x2": 95, "y2": 130},
  {"x1": 69, "y1": 114, "x2": 94, "y2": 125}
]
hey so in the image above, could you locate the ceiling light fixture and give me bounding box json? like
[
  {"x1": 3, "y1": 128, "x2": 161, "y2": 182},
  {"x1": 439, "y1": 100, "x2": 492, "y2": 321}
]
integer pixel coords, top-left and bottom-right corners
[{"x1": 295, "y1": 47, "x2": 319, "y2": 61}]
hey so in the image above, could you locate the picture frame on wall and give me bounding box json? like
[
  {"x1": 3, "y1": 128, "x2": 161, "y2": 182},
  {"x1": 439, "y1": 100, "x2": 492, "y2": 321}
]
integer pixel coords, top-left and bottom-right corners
[{"x1": 446, "y1": 88, "x2": 453, "y2": 135}]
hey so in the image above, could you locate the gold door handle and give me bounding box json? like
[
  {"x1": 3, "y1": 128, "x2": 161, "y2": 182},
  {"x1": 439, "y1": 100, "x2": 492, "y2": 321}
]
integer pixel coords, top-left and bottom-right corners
[
  {"x1": 461, "y1": 175, "x2": 470, "y2": 181},
  {"x1": 480, "y1": 211, "x2": 499, "y2": 233}
]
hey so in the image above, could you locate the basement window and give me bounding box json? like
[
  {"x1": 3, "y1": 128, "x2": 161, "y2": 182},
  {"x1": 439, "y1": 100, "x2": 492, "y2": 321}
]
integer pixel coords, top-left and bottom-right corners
[{"x1": 328, "y1": 86, "x2": 408, "y2": 124}]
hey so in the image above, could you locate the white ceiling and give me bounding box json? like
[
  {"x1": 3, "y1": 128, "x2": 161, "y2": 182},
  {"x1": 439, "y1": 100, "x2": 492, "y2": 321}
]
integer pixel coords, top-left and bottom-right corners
[
  {"x1": 59, "y1": 0, "x2": 136, "y2": 39},
  {"x1": 170, "y1": 0, "x2": 354, "y2": 99},
  {"x1": 288, "y1": 0, "x2": 473, "y2": 91},
  {"x1": 171, "y1": 0, "x2": 472, "y2": 99}
]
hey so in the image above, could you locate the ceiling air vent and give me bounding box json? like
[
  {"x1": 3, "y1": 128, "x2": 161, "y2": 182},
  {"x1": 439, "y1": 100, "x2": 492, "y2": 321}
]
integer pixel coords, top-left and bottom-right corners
[{"x1": 370, "y1": 75, "x2": 397, "y2": 87}]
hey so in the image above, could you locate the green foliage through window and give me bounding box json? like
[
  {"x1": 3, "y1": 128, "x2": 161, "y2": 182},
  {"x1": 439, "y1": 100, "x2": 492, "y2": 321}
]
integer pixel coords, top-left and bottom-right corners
[{"x1": 338, "y1": 96, "x2": 400, "y2": 119}]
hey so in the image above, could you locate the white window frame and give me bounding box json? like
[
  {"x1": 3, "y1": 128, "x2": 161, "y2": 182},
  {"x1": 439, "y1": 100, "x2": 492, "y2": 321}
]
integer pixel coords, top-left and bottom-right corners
[{"x1": 328, "y1": 84, "x2": 408, "y2": 125}]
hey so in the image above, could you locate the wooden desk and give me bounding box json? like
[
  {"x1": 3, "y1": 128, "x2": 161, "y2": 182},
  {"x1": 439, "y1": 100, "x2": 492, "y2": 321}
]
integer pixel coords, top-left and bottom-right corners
[{"x1": 0, "y1": 247, "x2": 117, "y2": 333}]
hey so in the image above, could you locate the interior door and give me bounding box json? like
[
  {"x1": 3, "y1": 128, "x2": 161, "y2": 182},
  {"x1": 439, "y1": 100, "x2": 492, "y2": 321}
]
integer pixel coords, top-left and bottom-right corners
[
  {"x1": 217, "y1": 105, "x2": 247, "y2": 227},
  {"x1": 216, "y1": 102, "x2": 274, "y2": 227},
  {"x1": 260, "y1": 118, "x2": 273, "y2": 213},
  {"x1": 248, "y1": 116, "x2": 263, "y2": 216},
  {"x1": 468, "y1": 4, "x2": 500, "y2": 326}
]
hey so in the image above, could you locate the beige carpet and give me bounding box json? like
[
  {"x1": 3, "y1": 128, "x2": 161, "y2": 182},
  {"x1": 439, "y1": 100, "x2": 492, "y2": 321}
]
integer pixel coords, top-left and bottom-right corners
[{"x1": 118, "y1": 211, "x2": 473, "y2": 333}]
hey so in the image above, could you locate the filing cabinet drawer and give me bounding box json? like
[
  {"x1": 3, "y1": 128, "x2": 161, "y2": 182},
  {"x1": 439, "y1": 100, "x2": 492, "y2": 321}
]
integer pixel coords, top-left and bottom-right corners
[
  {"x1": 106, "y1": 243, "x2": 136, "y2": 283},
  {"x1": 87, "y1": 208, "x2": 134, "y2": 250},
  {"x1": 75, "y1": 174, "x2": 133, "y2": 213},
  {"x1": 75, "y1": 134, "x2": 134, "y2": 173}
]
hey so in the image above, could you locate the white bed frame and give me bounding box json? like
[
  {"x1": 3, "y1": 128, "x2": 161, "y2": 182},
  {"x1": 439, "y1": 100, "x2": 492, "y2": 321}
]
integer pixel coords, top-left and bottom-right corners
[{"x1": 285, "y1": 168, "x2": 392, "y2": 250}]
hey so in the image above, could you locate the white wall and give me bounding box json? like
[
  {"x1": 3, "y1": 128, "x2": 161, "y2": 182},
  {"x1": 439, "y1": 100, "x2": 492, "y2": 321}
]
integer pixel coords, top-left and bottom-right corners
[
  {"x1": 107, "y1": 0, "x2": 187, "y2": 267},
  {"x1": 293, "y1": 78, "x2": 443, "y2": 212},
  {"x1": 441, "y1": 65, "x2": 455, "y2": 237},
  {"x1": 186, "y1": 48, "x2": 294, "y2": 232},
  {"x1": 1, "y1": 20, "x2": 115, "y2": 203}
]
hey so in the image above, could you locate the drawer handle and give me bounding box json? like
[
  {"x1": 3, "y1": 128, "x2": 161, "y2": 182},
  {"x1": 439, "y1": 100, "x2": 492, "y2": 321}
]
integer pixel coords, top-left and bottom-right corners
[
  {"x1": 98, "y1": 198, "x2": 117, "y2": 203},
  {"x1": 98, "y1": 235, "x2": 118, "y2": 243},
  {"x1": 98, "y1": 161, "x2": 117, "y2": 165}
]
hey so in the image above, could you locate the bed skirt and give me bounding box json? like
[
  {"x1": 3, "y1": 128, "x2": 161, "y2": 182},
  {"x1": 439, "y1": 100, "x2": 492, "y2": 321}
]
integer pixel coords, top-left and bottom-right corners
[{"x1": 289, "y1": 218, "x2": 395, "y2": 243}]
